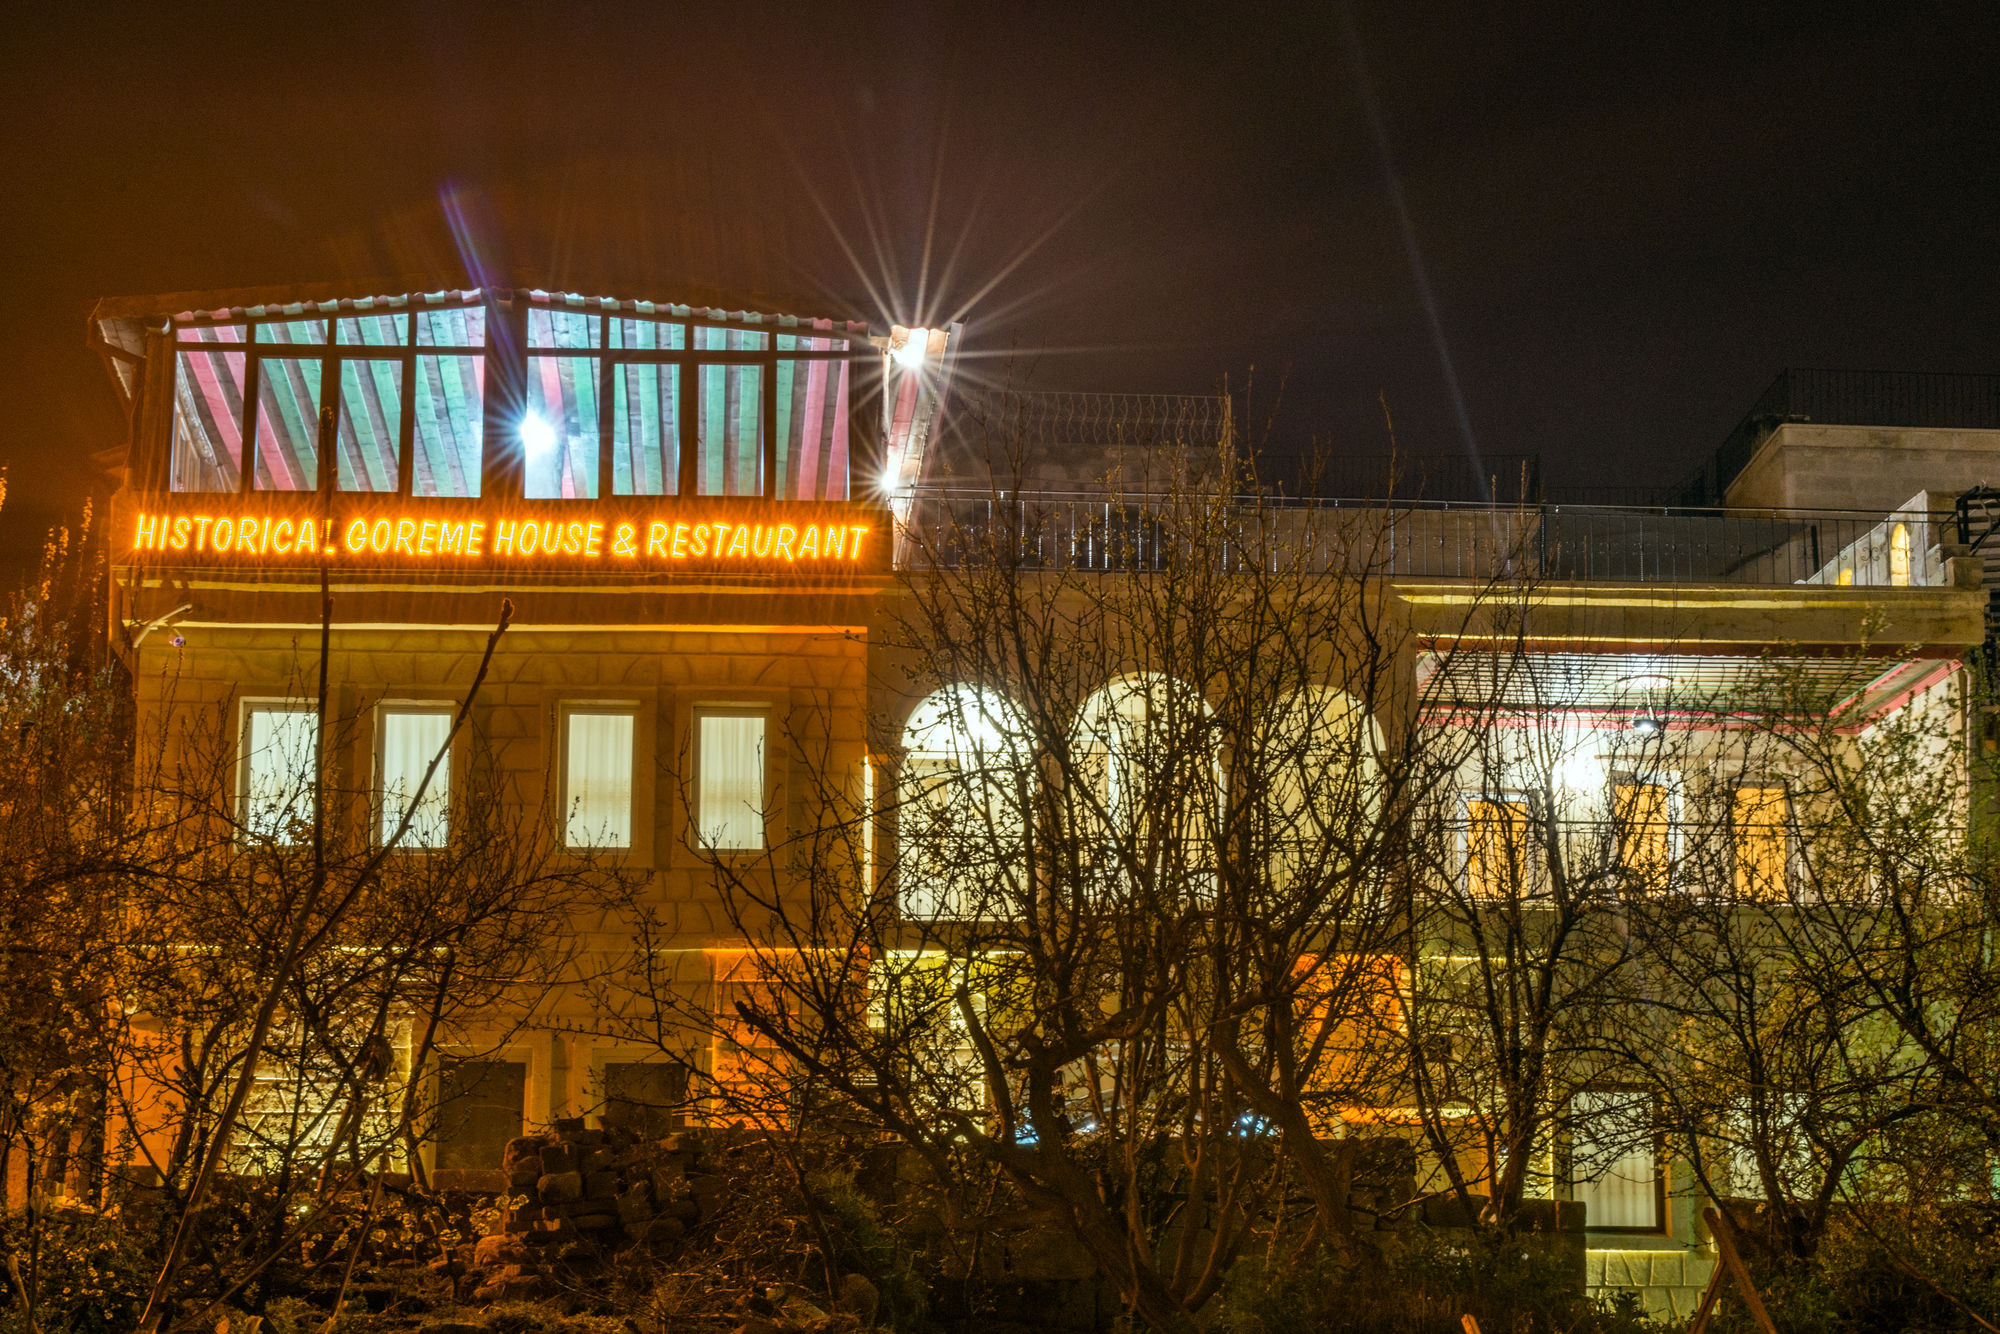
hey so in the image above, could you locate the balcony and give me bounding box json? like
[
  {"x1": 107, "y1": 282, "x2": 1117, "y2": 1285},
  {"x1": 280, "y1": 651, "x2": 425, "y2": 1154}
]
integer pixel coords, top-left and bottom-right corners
[{"x1": 897, "y1": 491, "x2": 1953, "y2": 589}]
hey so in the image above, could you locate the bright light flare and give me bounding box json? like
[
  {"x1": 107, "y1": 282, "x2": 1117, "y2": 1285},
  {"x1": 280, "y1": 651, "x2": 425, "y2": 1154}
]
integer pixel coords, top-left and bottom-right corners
[
  {"x1": 521, "y1": 413, "x2": 557, "y2": 459},
  {"x1": 893, "y1": 328, "x2": 931, "y2": 369}
]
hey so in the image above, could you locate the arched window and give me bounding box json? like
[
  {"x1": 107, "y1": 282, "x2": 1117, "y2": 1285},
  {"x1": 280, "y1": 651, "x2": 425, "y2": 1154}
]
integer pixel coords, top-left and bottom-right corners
[
  {"x1": 1257, "y1": 687, "x2": 1383, "y2": 880},
  {"x1": 900, "y1": 686, "x2": 1033, "y2": 919},
  {"x1": 1075, "y1": 675, "x2": 1221, "y2": 896},
  {"x1": 1889, "y1": 523, "x2": 1912, "y2": 586}
]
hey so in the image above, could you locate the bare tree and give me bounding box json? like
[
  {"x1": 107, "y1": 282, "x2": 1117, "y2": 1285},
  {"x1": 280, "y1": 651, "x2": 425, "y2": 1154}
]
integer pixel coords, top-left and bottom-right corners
[{"x1": 591, "y1": 446, "x2": 1534, "y2": 1330}]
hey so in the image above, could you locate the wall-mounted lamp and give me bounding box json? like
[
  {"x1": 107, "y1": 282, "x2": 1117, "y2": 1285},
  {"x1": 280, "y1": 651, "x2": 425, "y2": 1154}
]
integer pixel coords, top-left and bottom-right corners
[{"x1": 892, "y1": 328, "x2": 931, "y2": 369}]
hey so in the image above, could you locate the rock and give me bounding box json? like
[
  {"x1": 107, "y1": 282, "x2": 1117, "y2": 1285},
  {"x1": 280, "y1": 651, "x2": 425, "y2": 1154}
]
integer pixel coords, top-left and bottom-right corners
[
  {"x1": 640, "y1": 1216, "x2": 685, "y2": 1247},
  {"x1": 780, "y1": 1296, "x2": 828, "y2": 1324},
  {"x1": 659, "y1": 1195, "x2": 701, "y2": 1223},
  {"x1": 584, "y1": 1170, "x2": 618, "y2": 1199},
  {"x1": 571, "y1": 1211, "x2": 617, "y2": 1230},
  {"x1": 584, "y1": 1147, "x2": 618, "y2": 1171},
  {"x1": 836, "y1": 1273, "x2": 879, "y2": 1327},
  {"x1": 509, "y1": 1168, "x2": 540, "y2": 1191},
  {"x1": 473, "y1": 1273, "x2": 543, "y2": 1303},
  {"x1": 430, "y1": 1167, "x2": 509, "y2": 1193},
  {"x1": 538, "y1": 1170, "x2": 584, "y2": 1204},
  {"x1": 540, "y1": 1142, "x2": 581, "y2": 1173},
  {"x1": 473, "y1": 1233, "x2": 533, "y2": 1268},
  {"x1": 732, "y1": 1321, "x2": 783, "y2": 1334},
  {"x1": 688, "y1": 1174, "x2": 729, "y2": 1212},
  {"x1": 501, "y1": 1135, "x2": 546, "y2": 1176},
  {"x1": 615, "y1": 1181, "x2": 655, "y2": 1225}
]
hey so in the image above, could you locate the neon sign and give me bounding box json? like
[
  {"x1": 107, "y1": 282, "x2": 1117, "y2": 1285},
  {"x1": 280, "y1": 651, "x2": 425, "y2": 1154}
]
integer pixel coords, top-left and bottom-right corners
[{"x1": 128, "y1": 510, "x2": 872, "y2": 566}]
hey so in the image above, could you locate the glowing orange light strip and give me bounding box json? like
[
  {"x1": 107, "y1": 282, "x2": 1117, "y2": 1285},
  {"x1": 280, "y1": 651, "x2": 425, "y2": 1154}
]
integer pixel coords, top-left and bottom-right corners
[{"x1": 129, "y1": 511, "x2": 871, "y2": 565}]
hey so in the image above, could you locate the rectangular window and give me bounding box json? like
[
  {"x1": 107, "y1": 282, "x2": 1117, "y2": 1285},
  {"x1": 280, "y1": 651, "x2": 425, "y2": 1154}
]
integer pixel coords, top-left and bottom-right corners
[
  {"x1": 412, "y1": 354, "x2": 484, "y2": 497},
  {"x1": 697, "y1": 711, "x2": 766, "y2": 851},
  {"x1": 612, "y1": 363, "x2": 680, "y2": 495},
  {"x1": 335, "y1": 311, "x2": 409, "y2": 346},
  {"x1": 1464, "y1": 796, "x2": 1531, "y2": 899},
  {"x1": 708, "y1": 950, "x2": 789, "y2": 1124},
  {"x1": 694, "y1": 327, "x2": 767, "y2": 497},
  {"x1": 378, "y1": 706, "x2": 453, "y2": 847},
  {"x1": 1295, "y1": 953, "x2": 1406, "y2": 1133},
  {"x1": 1571, "y1": 1089, "x2": 1662, "y2": 1231},
  {"x1": 254, "y1": 357, "x2": 323, "y2": 490},
  {"x1": 565, "y1": 708, "x2": 635, "y2": 849},
  {"x1": 434, "y1": 1058, "x2": 525, "y2": 1172},
  {"x1": 172, "y1": 325, "x2": 248, "y2": 492},
  {"x1": 525, "y1": 354, "x2": 601, "y2": 498},
  {"x1": 601, "y1": 1061, "x2": 689, "y2": 1136},
  {"x1": 526, "y1": 306, "x2": 602, "y2": 500},
  {"x1": 1614, "y1": 781, "x2": 1672, "y2": 890},
  {"x1": 241, "y1": 703, "x2": 317, "y2": 843},
  {"x1": 1733, "y1": 785, "x2": 1789, "y2": 901},
  {"x1": 336, "y1": 358, "x2": 404, "y2": 493},
  {"x1": 418, "y1": 305, "x2": 485, "y2": 347},
  {"x1": 774, "y1": 352, "x2": 850, "y2": 500}
]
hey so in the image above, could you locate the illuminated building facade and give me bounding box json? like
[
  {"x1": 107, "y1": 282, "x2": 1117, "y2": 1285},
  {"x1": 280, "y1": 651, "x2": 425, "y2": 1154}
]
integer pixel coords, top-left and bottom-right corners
[{"x1": 93, "y1": 281, "x2": 2000, "y2": 1318}]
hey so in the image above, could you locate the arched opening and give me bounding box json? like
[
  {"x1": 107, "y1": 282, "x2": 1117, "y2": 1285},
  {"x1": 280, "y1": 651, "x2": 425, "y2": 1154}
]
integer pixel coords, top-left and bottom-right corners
[
  {"x1": 1074, "y1": 674, "x2": 1221, "y2": 896},
  {"x1": 899, "y1": 685, "x2": 1033, "y2": 918},
  {"x1": 1256, "y1": 687, "x2": 1384, "y2": 880},
  {"x1": 1889, "y1": 522, "x2": 1912, "y2": 586}
]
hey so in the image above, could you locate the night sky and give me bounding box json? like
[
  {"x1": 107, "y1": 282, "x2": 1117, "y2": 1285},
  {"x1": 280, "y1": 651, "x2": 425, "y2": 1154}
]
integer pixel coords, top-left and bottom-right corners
[{"x1": 4, "y1": 2, "x2": 1998, "y2": 545}]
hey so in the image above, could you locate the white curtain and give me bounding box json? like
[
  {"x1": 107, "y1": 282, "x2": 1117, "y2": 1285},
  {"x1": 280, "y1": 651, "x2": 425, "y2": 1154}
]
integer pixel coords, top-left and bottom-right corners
[
  {"x1": 1572, "y1": 1090, "x2": 1660, "y2": 1229},
  {"x1": 380, "y1": 708, "x2": 451, "y2": 847},
  {"x1": 699, "y1": 713, "x2": 765, "y2": 850},
  {"x1": 567, "y1": 711, "x2": 634, "y2": 848},
  {"x1": 243, "y1": 705, "x2": 316, "y2": 842}
]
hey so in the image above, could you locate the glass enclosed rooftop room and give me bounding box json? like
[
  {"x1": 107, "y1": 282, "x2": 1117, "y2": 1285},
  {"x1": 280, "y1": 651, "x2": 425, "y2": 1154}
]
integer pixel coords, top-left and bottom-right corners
[{"x1": 95, "y1": 285, "x2": 953, "y2": 504}]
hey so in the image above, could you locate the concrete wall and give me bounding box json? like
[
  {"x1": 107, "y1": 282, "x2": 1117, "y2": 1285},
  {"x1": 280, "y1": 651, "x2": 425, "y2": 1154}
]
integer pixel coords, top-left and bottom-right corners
[{"x1": 1725, "y1": 423, "x2": 2000, "y2": 512}]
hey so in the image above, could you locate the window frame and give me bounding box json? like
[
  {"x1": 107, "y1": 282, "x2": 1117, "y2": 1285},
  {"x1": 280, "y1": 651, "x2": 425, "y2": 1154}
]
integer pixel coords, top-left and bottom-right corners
[
  {"x1": 373, "y1": 700, "x2": 458, "y2": 850},
  {"x1": 521, "y1": 297, "x2": 869, "y2": 501},
  {"x1": 237, "y1": 698, "x2": 318, "y2": 845},
  {"x1": 1459, "y1": 790, "x2": 1537, "y2": 900},
  {"x1": 1609, "y1": 772, "x2": 1680, "y2": 892},
  {"x1": 1729, "y1": 779, "x2": 1794, "y2": 903},
  {"x1": 558, "y1": 700, "x2": 642, "y2": 855},
  {"x1": 693, "y1": 705, "x2": 771, "y2": 855},
  {"x1": 169, "y1": 296, "x2": 486, "y2": 498},
  {"x1": 1568, "y1": 1086, "x2": 1668, "y2": 1235}
]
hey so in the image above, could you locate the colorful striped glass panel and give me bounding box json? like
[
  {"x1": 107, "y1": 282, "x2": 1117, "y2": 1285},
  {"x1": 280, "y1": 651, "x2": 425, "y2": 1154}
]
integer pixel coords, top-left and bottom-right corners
[
  {"x1": 694, "y1": 327, "x2": 766, "y2": 497},
  {"x1": 413, "y1": 355, "x2": 483, "y2": 498},
  {"x1": 254, "y1": 319, "x2": 328, "y2": 345},
  {"x1": 613, "y1": 363, "x2": 678, "y2": 496},
  {"x1": 172, "y1": 325, "x2": 247, "y2": 492},
  {"x1": 611, "y1": 319, "x2": 686, "y2": 351},
  {"x1": 527, "y1": 307, "x2": 601, "y2": 348},
  {"x1": 774, "y1": 355, "x2": 850, "y2": 500},
  {"x1": 336, "y1": 359, "x2": 403, "y2": 493},
  {"x1": 335, "y1": 312, "x2": 409, "y2": 346},
  {"x1": 254, "y1": 357, "x2": 322, "y2": 491},
  {"x1": 525, "y1": 354, "x2": 600, "y2": 499},
  {"x1": 418, "y1": 306, "x2": 485, "y2": 348}
]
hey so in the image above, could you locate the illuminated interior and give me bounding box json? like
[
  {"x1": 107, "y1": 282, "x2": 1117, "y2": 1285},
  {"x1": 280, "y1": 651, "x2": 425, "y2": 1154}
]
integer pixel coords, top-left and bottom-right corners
[{"x1": 145, "y1": 287, "x2": 952, "y2": 506}]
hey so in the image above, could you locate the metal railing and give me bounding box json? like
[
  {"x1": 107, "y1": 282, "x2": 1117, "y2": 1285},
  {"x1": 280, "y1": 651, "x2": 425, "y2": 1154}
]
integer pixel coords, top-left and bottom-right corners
[
  {"x1": 1683, "y1": 369, "x2": 2000, "y2": 505},
  {"x1": 896, "y1": 490, "x2": 1951, "y2": 588}
]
